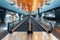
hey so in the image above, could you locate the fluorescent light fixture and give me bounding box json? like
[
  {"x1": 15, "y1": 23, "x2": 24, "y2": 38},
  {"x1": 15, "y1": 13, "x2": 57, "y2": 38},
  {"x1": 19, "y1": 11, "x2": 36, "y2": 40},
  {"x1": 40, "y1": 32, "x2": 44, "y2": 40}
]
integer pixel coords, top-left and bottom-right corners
[{"x1": 3, "y1": 27, "x2": 7, "y2": 30}]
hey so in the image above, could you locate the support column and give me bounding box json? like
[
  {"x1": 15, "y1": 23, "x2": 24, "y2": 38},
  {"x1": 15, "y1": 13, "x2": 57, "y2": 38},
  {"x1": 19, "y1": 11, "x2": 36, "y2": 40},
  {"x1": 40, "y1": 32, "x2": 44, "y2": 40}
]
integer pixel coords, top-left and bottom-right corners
[
  {"x1": 38, "y1": 8, "x2": 42, "y2": 18},
  {"x1": 0, "y1": 9, "x2": 6, "y2": 23},
  {"x1": 54, "y1": 7, "x2": 60, "y2": 21},
  {"x1": 19, "y1": 14, "x2": 21, "y2": 20}
]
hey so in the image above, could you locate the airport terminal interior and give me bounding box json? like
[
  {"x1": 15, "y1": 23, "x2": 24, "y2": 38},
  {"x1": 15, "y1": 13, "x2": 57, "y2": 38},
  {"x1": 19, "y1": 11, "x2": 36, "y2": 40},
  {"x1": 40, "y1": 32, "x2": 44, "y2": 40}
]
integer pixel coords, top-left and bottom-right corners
[{"x1": 0, "y1": 0, "x2": 60, "y2": 40}]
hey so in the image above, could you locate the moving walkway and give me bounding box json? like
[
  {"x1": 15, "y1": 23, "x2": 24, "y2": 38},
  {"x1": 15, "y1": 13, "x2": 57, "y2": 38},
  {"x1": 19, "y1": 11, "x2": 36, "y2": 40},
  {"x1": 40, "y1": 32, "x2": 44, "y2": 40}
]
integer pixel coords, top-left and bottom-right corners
[
  {"x1": 2, "y1": 18, "x2": 57, "y2": 40},
  {"x1": 1, "y1": 17, "x2": 59, "y2": 40},
  {"x1": 7, "y1": 17, "x2": 53, "y2": 33}
]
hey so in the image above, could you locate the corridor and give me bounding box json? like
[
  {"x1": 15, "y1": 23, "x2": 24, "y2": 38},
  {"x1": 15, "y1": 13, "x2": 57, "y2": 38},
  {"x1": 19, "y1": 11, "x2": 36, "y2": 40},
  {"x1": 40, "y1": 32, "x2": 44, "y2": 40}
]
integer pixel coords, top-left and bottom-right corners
[{"x1": 0, "y1": 0, "x2": 60, "y2": 40}]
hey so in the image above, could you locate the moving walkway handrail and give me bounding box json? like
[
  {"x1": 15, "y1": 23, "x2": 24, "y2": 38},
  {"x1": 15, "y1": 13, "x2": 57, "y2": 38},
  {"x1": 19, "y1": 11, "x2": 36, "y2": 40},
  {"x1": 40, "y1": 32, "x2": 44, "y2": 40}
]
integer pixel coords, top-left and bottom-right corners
[
  {"x1": 8, "y1": 17, "x2": 29, "y2": 33},
  {"x1": 39, "y1": 19, "x2": 54, "y2": 33},
  {"x1": 31, "y1": 17, "x2": 53, "y2": 33}
]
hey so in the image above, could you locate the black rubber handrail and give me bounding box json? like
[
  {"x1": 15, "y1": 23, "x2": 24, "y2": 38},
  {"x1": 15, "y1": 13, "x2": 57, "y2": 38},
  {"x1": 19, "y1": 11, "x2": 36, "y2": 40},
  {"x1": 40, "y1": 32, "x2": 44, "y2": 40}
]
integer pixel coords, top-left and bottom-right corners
[
  {"x1": 8, "y1": 17, "x2": 29, "y2": 33},
  {"x1": 31, "y1": 17, "x2": 53, "y2": 33}
]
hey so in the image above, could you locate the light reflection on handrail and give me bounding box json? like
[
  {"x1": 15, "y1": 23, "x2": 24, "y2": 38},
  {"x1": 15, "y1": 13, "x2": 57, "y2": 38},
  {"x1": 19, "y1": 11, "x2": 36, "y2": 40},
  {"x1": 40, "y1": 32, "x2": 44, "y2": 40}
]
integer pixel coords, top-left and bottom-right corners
[
  {"x1": 31, "y1": 17, "x2": 53, "y2": 33},
  {"x1": 8, "y1": 17, "x2": 29, "y2": 33}
]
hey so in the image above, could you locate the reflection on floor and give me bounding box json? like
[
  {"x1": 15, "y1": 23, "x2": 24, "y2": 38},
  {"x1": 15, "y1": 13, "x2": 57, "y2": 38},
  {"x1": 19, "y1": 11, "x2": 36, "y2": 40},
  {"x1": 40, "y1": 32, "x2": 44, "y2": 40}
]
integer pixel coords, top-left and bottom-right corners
[
  {"x1": 2, "y1": 32, "x2": 59, "y2": 40},
  {"x1": 2, "y1": 32, "x2": 28, "y2": 40},
  {"x1": 32, "y1": 32, "x2": 59, "y2": 40}
]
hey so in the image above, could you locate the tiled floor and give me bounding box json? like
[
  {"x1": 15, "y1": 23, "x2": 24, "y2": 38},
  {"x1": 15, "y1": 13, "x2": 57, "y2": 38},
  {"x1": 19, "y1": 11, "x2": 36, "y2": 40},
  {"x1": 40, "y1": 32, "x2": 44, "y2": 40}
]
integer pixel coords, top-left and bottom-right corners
[
  {"x1": 2, "y1": 32, "x2": 28, "y2": 40},
  {"x1": 2, "y1": 32, "x2": 59, "y2": 40},
  {"x1": 32, "y1": 32, "x2": 59, "y2": 40}
]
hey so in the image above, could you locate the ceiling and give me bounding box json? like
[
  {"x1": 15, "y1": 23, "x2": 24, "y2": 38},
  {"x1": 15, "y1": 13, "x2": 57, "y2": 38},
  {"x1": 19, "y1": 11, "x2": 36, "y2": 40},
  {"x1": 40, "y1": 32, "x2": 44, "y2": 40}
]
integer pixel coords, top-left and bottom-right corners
[{"x1": 17, "y1": 0, "x2": 43, "y2": 12}]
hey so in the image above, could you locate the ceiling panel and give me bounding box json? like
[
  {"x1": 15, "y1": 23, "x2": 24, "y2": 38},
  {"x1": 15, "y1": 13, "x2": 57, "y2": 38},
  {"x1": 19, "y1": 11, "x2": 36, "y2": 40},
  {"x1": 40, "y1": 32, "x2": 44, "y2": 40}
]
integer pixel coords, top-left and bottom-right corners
[{"x1": 17, "y1": 0, "x2": 43, "y2": 12}]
